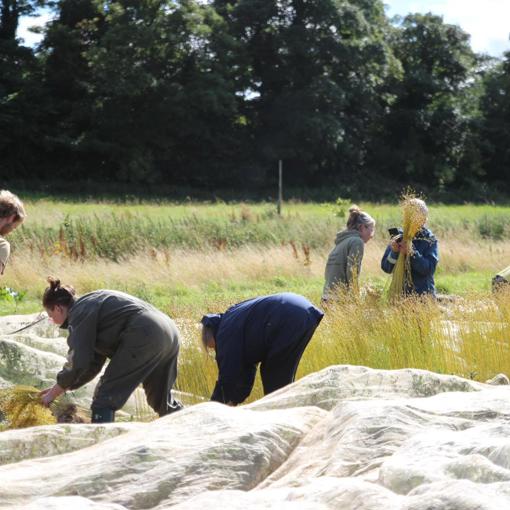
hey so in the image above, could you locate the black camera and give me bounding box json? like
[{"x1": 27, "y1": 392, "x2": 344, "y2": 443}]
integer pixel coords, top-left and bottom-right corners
[{"x1": 388, "y1": 227, "x2": 403, "y2": 241}]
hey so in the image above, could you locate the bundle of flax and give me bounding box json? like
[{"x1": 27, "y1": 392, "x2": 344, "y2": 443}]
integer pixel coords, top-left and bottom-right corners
[
  {"x1": 0, "y1": 385, "x2": 56, "y2": 429},
  {"x1": 388, "y1": 195, "x2": 427, "y2": 301}
]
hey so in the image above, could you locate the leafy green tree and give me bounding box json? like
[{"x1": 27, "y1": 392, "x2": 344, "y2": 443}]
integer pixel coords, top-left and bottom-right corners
[
  {"x1": 479, "y1": 51, "x2": 510, "y2": 187},
  {"x1": 0, "y1": 0, "x2": 48, "y2": 176},
  {"x1": 374, "y1": 13, "x2": 477, "y2": 187},
  {"x1": 1, "y1": 0, "x2": 500, "y2": 195},
  {"x1": 214, "y1": 0, "x2": 399, "y2": 185},
  {"x1": 0, "y1": 41, "x2": 40, "y2": 176},
  {"x1": 78, "y1": 0, "x2": 241, "y2": 184},
  {"x1": 32, "y1": 0, "x2": 105, "y2": 177}
]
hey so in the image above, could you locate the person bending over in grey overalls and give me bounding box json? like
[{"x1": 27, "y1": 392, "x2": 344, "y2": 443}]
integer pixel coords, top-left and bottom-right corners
[{"x1": 40, "y1": 277, "x2": 182, "y2": 423}]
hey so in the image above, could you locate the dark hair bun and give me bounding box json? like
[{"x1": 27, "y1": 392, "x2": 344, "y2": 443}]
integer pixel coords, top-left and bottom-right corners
[
  {"x1": 345, "y1": 204, "x2": 375, "y2": 231},
  {"x1": 47, "y1": 276, "x2": 61, "y2": 291},
  {"x1": 42, "y1": 277, "x2": 76, "y2": 308}
]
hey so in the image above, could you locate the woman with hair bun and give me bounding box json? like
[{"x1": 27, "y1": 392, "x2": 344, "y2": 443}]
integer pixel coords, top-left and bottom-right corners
[
  {"x1": 40, "y1": 277, "x2": 182, "y2": 423},
  {"x1": 322, "y1": 205, "x2": 376, "y2": 301}
]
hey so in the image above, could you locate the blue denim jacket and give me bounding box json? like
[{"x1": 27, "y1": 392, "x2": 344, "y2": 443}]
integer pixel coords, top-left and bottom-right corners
[{"x1": 381, "y1": 227, "x2": 439, "y2": 295}]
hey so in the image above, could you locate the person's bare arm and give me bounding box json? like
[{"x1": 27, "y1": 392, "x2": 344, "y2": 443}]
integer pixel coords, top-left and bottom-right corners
[{"x1": 39, "y1": 384, "x2": 66, "y2": 406}]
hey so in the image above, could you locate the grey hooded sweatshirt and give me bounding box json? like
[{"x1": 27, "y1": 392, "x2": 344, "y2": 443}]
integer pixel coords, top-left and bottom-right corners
[{"x1": 322, "y1": 229, "x2": 364, "y2": 300}]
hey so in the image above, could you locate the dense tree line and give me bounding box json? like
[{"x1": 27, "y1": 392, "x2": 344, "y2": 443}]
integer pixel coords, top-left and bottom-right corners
[{"x1": 1, "y1": 0, "x2": 509, "y2": 193}]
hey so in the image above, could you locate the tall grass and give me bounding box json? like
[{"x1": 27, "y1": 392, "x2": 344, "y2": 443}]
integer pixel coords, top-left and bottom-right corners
[
  {"x1": 8, "y1": 200, "x2": 510, "y2": 263},
  {"x1": 171, "y1": 291, "x2": 510, "y2": 404},
  {"x1": 2, "y1": 233, "x2": 506, "y2": 316},
  {"x1": 13, "y1": 212, "x2": 331, "y2": 260},
  {"x1": 2, "y1": 256, "x2": 510, "y2": 408},
  {"x1": 304, "y1": 291, "x2": 510, "y2": 383},
  {"x1": 2, "y1": 199, "x2": 510, "y2": 408}
]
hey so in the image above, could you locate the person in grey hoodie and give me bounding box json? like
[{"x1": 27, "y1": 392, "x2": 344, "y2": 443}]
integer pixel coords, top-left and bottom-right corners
[
  {"x1": 40, "y1": 277, "x2": 182, "y2": 423},
  {"x1": 322, "y1": 205, "x2": 375, "y2": 301}
]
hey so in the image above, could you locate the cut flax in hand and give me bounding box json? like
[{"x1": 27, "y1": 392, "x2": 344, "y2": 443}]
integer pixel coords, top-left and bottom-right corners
[
  {"x1": 0, "y1": 385, "x2": 56, "y2": 429},
  {"x1": 388, "y1": 193, "x2": 428, "y2": 301}
]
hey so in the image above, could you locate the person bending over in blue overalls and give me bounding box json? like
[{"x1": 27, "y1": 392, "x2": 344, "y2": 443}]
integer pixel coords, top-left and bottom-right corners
[{"x1": 201, "y1": 292, "x2": 324, "y2": 405}]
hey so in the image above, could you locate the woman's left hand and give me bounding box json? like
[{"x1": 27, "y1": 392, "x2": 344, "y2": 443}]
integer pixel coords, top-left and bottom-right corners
[{"x1": 399, "y1": 242, "x2": 409, "y2": 255}]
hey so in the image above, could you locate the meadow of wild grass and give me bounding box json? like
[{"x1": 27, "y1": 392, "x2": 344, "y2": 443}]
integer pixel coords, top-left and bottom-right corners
[
  {"x1": 4, "y1": 197, "x2": 509, "y2": 309},
  {"x1": 1, "y1": 197, "x2": 510, "y2": 403},
  {"x1": 164, "y1": 290, "x2": 510, "y2": 406},
  {"x1": 10, "y1": 199, "x2": 510, "y2": 260}
]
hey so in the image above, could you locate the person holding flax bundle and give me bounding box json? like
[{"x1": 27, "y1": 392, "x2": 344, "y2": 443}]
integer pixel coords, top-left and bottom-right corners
[
  {"x1": 40, "y1": 278, "x2": 182, "y2": 422},
  {"x1": 322, "y1": 205, "x2": 376, "y2": 301},
  {"x1": 201, "y1": 292, "x2": 324, "y2": 406},
  {"x1": 0, "y1": 190, "x2": 26, "y2": 276},
  {"x1": 381, "y1": 198, "x2": 438, "y2": 297}
]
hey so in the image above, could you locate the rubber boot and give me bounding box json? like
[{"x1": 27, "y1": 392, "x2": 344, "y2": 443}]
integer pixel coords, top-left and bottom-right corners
[
  {"x1": 160, "y1": 399, "x2": 183, "y2": 417},
  {"x1": 91, "y1": 407, "x2": 115, "y2": 423}
]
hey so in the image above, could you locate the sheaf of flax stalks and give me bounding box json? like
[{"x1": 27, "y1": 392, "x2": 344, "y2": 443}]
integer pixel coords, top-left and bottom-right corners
[
  {"x1": 0, "y1": 385, "x2": 56, "y2": 430},
  {"x1": 388, "y1": 194, "x2": 427, "y2": 301}
]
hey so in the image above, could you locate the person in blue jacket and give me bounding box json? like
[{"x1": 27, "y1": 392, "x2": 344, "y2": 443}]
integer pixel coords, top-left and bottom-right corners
[
  {"x1": 381, "y1": 199, "x2": 439, "y2": 296},
  {"x1": 201, "y1": 293, "x2": 324, "y2": 405}
]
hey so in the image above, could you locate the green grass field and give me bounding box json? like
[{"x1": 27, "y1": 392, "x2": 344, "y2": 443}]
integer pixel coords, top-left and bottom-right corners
[
  {"x1": 2, "y1": 197, "x2": 509, "y2": 312},
  {"x1": 2, "y1": 197, "x2": 510, "y2": 403}
]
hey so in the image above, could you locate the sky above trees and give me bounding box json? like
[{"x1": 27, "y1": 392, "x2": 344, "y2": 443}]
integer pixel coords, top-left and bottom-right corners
[
  {"x1": 18, "y1": 0, "x2": 510, "y2": 57},
  {"x1": 386, "y1": 0, "x2": 510, "y2": 56},
  {"x1": 19, "y1": 2, "x2": 510, "y2": 57}
]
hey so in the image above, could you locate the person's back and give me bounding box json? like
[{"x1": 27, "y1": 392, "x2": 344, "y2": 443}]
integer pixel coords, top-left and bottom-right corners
[
  {"x1": 202, "y1": 292, "x2": 324, "y2": 404},
  {"x1": 68, "y1": 290, "x2": 160, "y2": 356},
  {"x1": 323, "y1": 230, "x2": 364, "y2": 297},
  {"x1": 322, "y1": 206, "x2": 375, "y2": 301},
  {"x1": 410, "y1": 228, "x2": 438, "y2": 295},
  {"x1": 218, "y1": 292, "x2": 323, "y2": 365}
]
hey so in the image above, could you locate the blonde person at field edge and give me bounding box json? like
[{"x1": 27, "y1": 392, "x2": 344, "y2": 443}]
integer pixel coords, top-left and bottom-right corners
[
  {"x1": 40, "y1": 277, "x2": 182, "y2": 423},
  {"x1": 322, "y1": 206, "x2": 375, "y2": 301},
  {"x1": 381, "y1": 198, "x2": 438, "y2": 296},
  {"x1": 0, "y1": 190, "x2": 26, "y2": 276}
]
